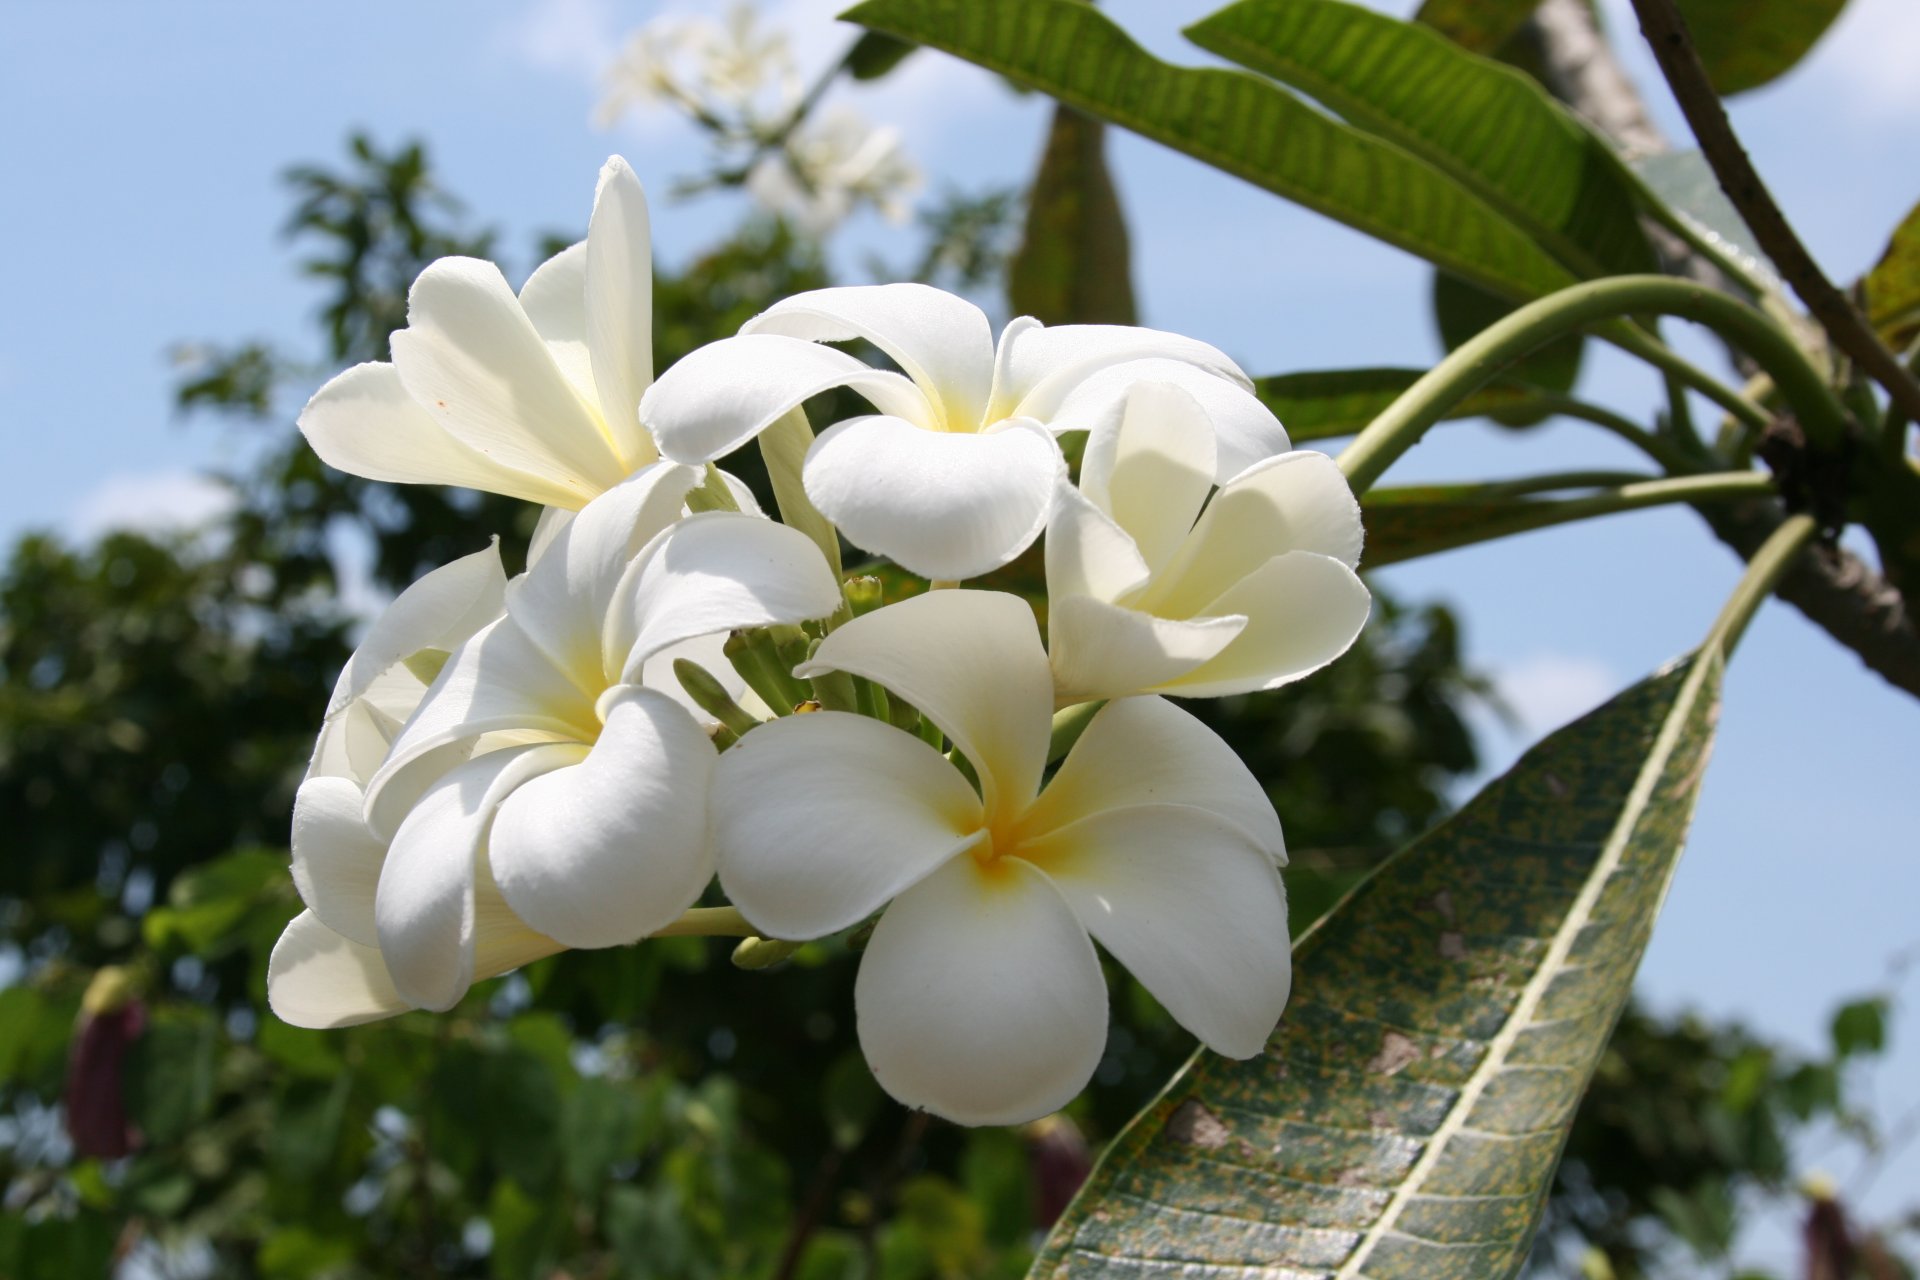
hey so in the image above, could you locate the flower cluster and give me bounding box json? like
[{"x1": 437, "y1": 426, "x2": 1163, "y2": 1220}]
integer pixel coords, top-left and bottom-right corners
[{"x1": 270, "y1": 157, "x2": 1370, "y2": 1126}]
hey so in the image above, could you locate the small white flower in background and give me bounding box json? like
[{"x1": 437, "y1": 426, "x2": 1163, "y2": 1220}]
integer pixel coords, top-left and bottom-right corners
[
  {"x1": 267, "y1": 541, "x2": 566, "y2": 1029},
  {"x1": 745, "y1": 107, "x2": 921, "y2": 236},
  {"x1": 1048, "y1": 380, "x2": 1371, "y2": 704},
  {"x1": 711, "y1": 591, "x2": 1292, "y2": 1126},
  {"x1": 641, "y1": 284, "x2": 1289, "y2": 580},
  {"x1": 597, "y1": 5, "x2": 799, "y2": 131},
  {"x1": 271, "y1": 465, "x2": 841, "y2": 1025},
  {"x1": 298, "y1": 157, "x2": 659, "y2": 510}
]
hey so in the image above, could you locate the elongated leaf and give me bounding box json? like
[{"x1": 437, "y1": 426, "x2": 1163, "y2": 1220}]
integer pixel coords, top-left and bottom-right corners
[
  {"x1": 1677, "y1": 0, "x2": 1850, "y2": 95},
  {"x1": 1863, "y1": 198, "x2": 1920, "y2": 351},
  {"x1": 1032, "y1": 654, "x2": 1725, "y2": 1278},
  {"x1": 1411, "y1": 0, "x2": 1536, "y2": 53},
  {"x1": 1009, "y1": 105, "x2": 1138, "y2": 325},
  {"x1": 1187, "y1": 0, "x2": 1655, "y2": 280},
  {"x1": 1256, "y1": 368, "x2": 1554, "y2": 442},
  {"x1": 841, "y1": 0, "x2": 1576, "y2": 302},
  {"x1": 1360, "y1": 485, "x2": 1607, "y2": 566}
]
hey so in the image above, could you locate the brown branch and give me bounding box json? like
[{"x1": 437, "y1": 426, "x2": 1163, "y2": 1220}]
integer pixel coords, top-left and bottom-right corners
[
  {"x1": 1627, "y1": 0, "x2": 1920, "y2": 426},
  {"x1": 1524, "y1": 1, "x2": 1920, "y2": 701}
]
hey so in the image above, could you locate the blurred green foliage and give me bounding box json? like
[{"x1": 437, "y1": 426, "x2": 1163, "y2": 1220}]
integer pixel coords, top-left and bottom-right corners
[{"x1": 0, "y1": 117, "x2": 1909, "y2": 1280}]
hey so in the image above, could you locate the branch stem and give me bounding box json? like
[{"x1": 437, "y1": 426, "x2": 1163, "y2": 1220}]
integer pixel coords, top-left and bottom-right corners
[
  {"x1": 1338, "y1": 276, "x2": 1851, "y2": 493},
  {"x1": 1627, "y1": 0, "x2": 1920, "y2": 426}
]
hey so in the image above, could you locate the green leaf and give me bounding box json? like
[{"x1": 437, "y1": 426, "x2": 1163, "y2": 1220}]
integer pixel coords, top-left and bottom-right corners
[
  {"x1": 845, "y1": 29, "x2": 918, "y2": 80},
  {"x1": 142, "y1": 847, "x2": 289, "y2": 956},
  {"x1": 1186, "y1": 0, "x2": 1656, "y2": 279},
  {"x1": 1411, "y1": 0, "x2": 1536, "y2": 53},
  {"x1": 1830, "y1": 997, "x2": 1888, "y2": 1059},
  {"x1": 1676, "y1": 0, "x2": 1851, "y2": 95},
  {"x1": 1863, "y1": 198, "x2": 1920, "y2": 351},
  {"x1": 1032, "y1": 654, "x2": 1725, "y2": 1278},
  {"x1": 1255, "y1": 367, "x2": 1551, "y2": 441},
  {"x1": 841, "y1": 0, "x2": 1576, "y2": 301},
  {"x1": 1008, "y1": 105, "x2": 1138, "y2": 326}
]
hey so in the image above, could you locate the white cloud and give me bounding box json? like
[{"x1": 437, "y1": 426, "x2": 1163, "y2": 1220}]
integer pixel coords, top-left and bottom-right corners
[
  {"x1": 1492, "y1": 653, "x2": 1618, "y2": 739},
  {"x1": 69, "y1": 469, "x2": 235, "y2": 541},
  {"x1": 505, "y1": 0, "x2": 623, "y2": 80}
]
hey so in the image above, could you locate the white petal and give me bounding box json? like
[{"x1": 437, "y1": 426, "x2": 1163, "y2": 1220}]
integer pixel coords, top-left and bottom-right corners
[
  {"x1": 1025, "y1": 806, "x2": 1290, "y2": 1058},
  {"x1": 1051, "y1": 359, "x2": 1288, "y2": 483},
  {"x1": 376, "y1": 745, "x2": 576, "y2": 1010},
  {"x1": 585, "y1": 157, "x2": 658, "y2": 465},
  {"x1": 1146, "y1": 451, "x2": 1364, "y2": 617},
  {"x1": 1076, "y1": 381, "x2": 1217, "y2": 574},
  {"x1": 291, "y1": 776, "x2": 387, "y2": 946},
  {"x1": 505, "y1": 463, "x2": 701, "y2": 686},
  {"x1": 1046, "y1": 595, "x2": 1244, "y2": 706},
  {"x1": 324, "y1": 541, "x2": 506, "y2": 722},
  {"x1": 642, "y1": 333, "x2": 932, "y2": 463},
  {"x1": 618, "y1": 513, "x2": 843, "y2": 682},
  {"x1": 990, "y1": 320, "x2": 1251, "y2": 424},
  {"x1": 1020, "y1": 696, "x2": 1284, "y2": 858},
  {"x1": 392, "y1": 257, "x2": 628, "y2": 503},
  {"x1": 745, "y1": 283, "x2": 995, "y2": 430},
  {"x1": 855, "y1": 855, "x2": 1107, "y2": 1126},
  {"x1": 1045, "y1": 482, "x2": 1151, "y2": 606},
  {"x1": 518, "y1": 241, "x2": 598, "y2": 407},
  {"x1": 803, "y1": 416, "x2": 1064, "y2": 581},
  {"x1": 526, "y1": 505, "x2": 575, "y2": 567},
  {"x1": 268, "y1": 911, "x2": 410, "y2": 1029},
  {"x1": 796, "y1": 590, "x2": 1053, "y2": 817},
  {"x1": 713, "y1": 711, "x2": 983, "y2": 940},
  {"x1": 1163, "y1": 552, "x2": 1372, "y2": 698},
  {"x1": 367, "y1": 617, "x2": 599, "y2": 840},
  {"x1": 488, "y1": 688, "x2": 715, "y2": 948},
  {"x1": 298, "y1": 362, "x2": 584, "y2": 508}
]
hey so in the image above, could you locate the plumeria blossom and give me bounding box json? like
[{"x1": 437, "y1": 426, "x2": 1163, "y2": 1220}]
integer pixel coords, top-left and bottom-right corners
[
  {"x1": 745, "y1": 107, "x2": 921, "y2": 235},
  {"x1": 712, "y1": 591, "x2": 1291, "y2": 1125},
  {"x1": 640, "y1": 284, "x2": 1289, "y2": 580},
  {"x1": 298, "y1": 157, "x2": 660, "y2": 509},
  {"x1": 1048, "y1": 381, "x2": 1372, "y2": 704},
  {"x1": 272, "y1": 464, "x2": 842, "y2": 1025},
  {"x1": 267, "y1": 540, "x2": 547, "y2": 1028}
]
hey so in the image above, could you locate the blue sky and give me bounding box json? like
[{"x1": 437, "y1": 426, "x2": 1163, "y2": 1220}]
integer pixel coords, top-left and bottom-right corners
[{"x1": 3, "y1": 0, "x2": 1917, "y2": 1258}]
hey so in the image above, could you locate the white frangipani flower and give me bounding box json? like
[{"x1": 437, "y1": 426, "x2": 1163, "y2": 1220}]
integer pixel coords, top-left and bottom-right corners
[
  {"x1": 597, "y1": 4, "x2": 799, "y2": 130},
  {"x1": 712, "y1": 591, "x2": 1291, "y2": 1126},
  {"x1": 267, "y1": 541, "x2": 563, "y2": 1029},
  {"x1": 639, "y1": 284, "x2": 1288, "y2": 580},
  {"x1": 745, "y1": 107, "x2": 921, "y2": 235},
  {"x1": 274, "y1": 464, "x2": 842, "y2": 1024},
  {"x1": 1048, "y1": 381, "x2": 1372, "y2": 704},
  {"x1": 298, "y1": 156, "x2": 660, "y2": 510}
]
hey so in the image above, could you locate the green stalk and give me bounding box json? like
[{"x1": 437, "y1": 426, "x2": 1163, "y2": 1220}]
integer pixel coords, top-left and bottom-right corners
[
  {"x1": 1362, "y1": 472, "x2": 1777, "y2": 569},
  {"x1": 683, "y1": 463, "x2": 742, "y2": 513},
  {"x1": 1047, "y1": 700, "x2": 1105, "y2": 764},
  {"x1": 651, "y1": 907, "x2": 758, "y2": 938},
  {"x1": 1701, "y1": 514, "x2": 1819, "y2": 656},
  {"x1": 1338, "y1": 276, "x2": 1853, "y2": 494},
  {"x1": 759, "y1": 408, "x2": 842, "y2": 577},
  {"x1": 671, "y1": 659, "x2": 763, "y2": 740}
]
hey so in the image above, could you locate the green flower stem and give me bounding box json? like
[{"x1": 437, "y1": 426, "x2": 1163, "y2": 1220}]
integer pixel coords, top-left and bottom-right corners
[
  {"x1": 810, "y1": 667, "x2": 861, "y2": 713},
  {"x1": 1522, "y1": 394, "x2": 1699, "y2": 472},
  {"x1": 759, "y1": 408, "x2": 843, "y2": 578},
  {"x1": 725, "y1": 629, "x2": 808, "y2": 715},
  {"x1": 1338, "y1": 276, "x2": 1853, "y2": 494},
  {"x1": 651, "y1": 907, "x2": 758, "y2": 938},
  {"x1": 1047, "y1": 699, "x2": 1105, "y2": 764},
  {"x1": 1362, "y1": 472, "x2": 1777, "y2": 569},
  {"x1": 1702, "y1": 513, "x2": 1819, "y2": 657},
  {"x1": 1606, "y1": 324, "x2": 1769, "y2": 434},
  {"x1": 1470, "y1": 470, "x2": 1659, "y2": 498}
]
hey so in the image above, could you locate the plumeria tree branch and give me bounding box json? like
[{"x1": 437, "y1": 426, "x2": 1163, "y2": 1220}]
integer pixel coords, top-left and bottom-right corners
[
  {"x1": 1628, "y1": 0, "x2": 1920, "y2": 427},
  {"x1": 1337, "y1": 275, "x2": 1853, "y2": 493}
]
